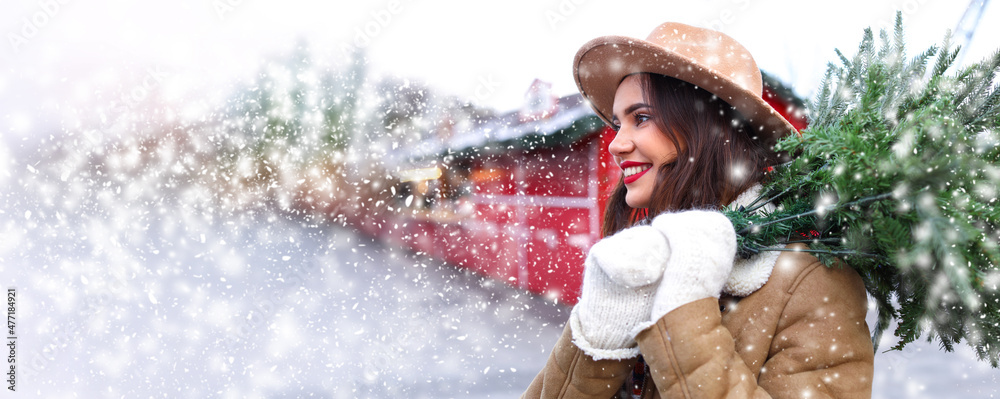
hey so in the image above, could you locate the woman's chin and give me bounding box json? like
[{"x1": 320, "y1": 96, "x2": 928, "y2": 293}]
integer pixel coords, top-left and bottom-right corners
[{"x1": 624, "y1": 194, "x2": 650, "y2": 209}]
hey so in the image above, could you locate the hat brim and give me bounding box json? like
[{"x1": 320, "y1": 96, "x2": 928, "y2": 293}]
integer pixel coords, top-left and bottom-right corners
[{"x1": 573, "y1": 35, "x2": 798, "y2": 147}]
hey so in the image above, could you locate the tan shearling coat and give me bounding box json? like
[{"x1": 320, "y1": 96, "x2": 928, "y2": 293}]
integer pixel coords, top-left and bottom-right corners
[{"x1": 522, "y1": 246, "x2": 875, "y2": 398}]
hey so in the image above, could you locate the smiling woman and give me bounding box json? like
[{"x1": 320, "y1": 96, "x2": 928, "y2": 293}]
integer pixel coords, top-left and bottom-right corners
[
  {"x1": 607, "y1": 75, "x2": 679, "y2": 209},
  {"x1": 603, "y1": 73, "x2": 773, "y2": 233},
  {"x1": 523, "y1": 21, "x2": 875, "y2": 399}
]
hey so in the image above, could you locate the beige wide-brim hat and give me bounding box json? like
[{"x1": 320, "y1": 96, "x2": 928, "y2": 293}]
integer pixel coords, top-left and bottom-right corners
[{"x1": 573, "y1": 22, "x2": 798, "y2": 147}]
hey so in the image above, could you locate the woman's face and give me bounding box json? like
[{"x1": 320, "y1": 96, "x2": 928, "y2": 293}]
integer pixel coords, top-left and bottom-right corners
[{"x1": 609, "y1": 74, "x2": 679, "y2": 208}]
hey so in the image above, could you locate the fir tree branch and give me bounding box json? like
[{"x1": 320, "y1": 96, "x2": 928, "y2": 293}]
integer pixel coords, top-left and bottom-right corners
[
  {"x1": 745, "y1": 177, "x2": 804, "y2": 214},
  {"x1": 755, "y1": 247, "x2": 886, "y2": 259},
  {"x1": 779, "y1": 238, "x2": 843, "y2": 245},
  {"x1": 738, "y1": 192, "x2": 893, "y2": 236}
]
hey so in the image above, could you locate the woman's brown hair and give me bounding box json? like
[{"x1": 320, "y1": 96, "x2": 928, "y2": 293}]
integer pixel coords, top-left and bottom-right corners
[{"x1": 601, "y1": 73, "x2": 775, "y2": 237}]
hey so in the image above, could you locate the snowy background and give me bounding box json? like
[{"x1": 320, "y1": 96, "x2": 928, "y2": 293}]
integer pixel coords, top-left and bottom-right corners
[{"x1": 2, "y1": 0, "x2": 1000, "y2": 398}]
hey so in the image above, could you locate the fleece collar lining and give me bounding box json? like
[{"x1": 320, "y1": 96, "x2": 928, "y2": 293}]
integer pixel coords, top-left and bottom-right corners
[{"x1": 722, "y1": 185, "x2": 780, "y2": 297}]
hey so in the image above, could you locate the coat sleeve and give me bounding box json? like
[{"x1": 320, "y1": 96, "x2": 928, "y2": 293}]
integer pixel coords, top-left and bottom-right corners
[
  {"x1": 522, "y1": 321, "x2": 637, "y2": 398},
  {"x1": 635, "y1": 260, "x2": 874, "y2": 398}
]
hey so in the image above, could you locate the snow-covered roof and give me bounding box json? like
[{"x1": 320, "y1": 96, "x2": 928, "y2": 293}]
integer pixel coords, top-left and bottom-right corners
[{"x1": 400, "y1": 93, "x2": 603, "y2": 163}]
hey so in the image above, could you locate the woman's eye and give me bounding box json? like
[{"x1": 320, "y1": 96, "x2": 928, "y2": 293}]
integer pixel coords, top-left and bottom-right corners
[{"x1": 635, "y1": 113, "x2": 651, "y2": 125}]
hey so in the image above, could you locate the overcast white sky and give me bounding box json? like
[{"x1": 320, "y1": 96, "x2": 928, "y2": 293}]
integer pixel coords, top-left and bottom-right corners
[{"x1": 1, "y1": 0, "x2": 997, "y2": 137}]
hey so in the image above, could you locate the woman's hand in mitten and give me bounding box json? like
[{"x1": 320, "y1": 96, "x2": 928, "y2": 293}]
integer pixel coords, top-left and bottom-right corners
[
  {"x1": 647, "y1": 210, "x2": 737, "y2": 323},
  {"x1": 570, "y1": 225, "x2": 670, "y2": 360}
]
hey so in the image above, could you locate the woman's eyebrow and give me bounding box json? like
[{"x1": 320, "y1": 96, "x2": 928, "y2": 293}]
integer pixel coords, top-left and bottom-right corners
[
  {"x1": 613, "y1": 103, "x2": 652, "y2": 121},
  {"x1": 625, "y1": 103, "x2": 652, "y2": 116}
]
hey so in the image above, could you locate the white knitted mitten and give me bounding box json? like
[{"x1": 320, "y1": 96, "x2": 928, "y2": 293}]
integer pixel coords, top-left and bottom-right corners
[
  {"x1": 570, "y1": 225, "x2": 670, "y2": 360},
  {"x1": 646, "y1": 210, "x2": 737, "y2": 324}
]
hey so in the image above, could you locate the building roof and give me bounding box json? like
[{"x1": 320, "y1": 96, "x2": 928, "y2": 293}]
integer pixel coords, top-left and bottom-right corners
[{"x1": 401, "y1": 92, "x2": 604, "y2": 164}]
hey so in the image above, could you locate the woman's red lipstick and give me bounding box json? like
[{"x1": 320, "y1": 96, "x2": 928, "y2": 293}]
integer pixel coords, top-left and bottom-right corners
[{"x1": 620, "y1": 161, "x2": 652, "y2": 184}]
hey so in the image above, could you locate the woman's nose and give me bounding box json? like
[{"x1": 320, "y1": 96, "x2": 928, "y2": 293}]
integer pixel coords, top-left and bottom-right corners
[{"x1": 608, "y1": 129, "x2": 633, "y2": 156}]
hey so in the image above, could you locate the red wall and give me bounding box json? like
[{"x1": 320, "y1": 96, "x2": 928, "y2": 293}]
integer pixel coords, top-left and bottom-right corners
[{"x1": 353, "y1": 129, "x2": 612, "y2": 305}]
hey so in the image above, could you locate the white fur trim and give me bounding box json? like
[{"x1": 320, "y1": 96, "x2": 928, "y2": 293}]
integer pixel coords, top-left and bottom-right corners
[
  {"x1": 724, "y1": 249, "x2": 780, "y2": 296},
  {"x1": 722, "y1": 184, "x2": 780, "y2": 297}
]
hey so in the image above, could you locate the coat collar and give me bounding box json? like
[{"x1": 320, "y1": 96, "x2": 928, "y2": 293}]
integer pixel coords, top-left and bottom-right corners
[{"x1": 722, "y1": 185, "x2": 780, "y2": 297}]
